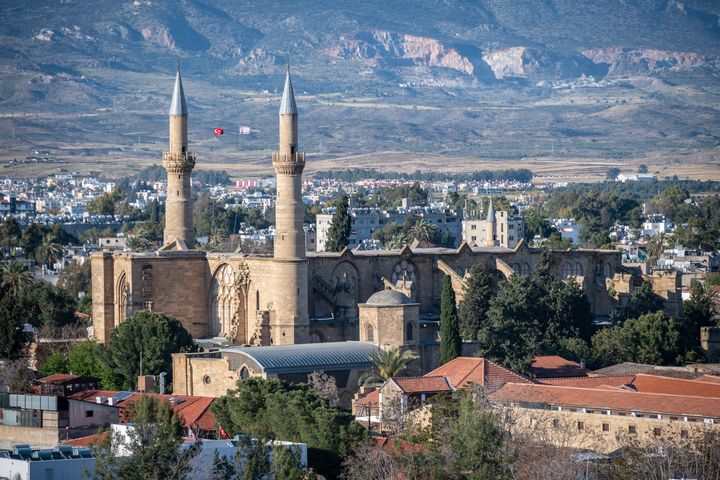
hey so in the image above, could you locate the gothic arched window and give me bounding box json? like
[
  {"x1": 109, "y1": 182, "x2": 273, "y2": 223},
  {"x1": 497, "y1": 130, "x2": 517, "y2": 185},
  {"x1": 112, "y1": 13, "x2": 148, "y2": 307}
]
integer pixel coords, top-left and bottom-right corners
[
  {"x1": 365, "y1": 323, "x2": 375, "y2": 342},
  {"x1": 406, "y1": 322, "x2": 414, "y2": 342}
]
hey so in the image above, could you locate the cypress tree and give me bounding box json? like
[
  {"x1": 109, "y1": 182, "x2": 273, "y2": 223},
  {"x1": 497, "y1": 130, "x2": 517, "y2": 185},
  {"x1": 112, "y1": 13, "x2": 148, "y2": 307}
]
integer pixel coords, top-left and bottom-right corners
[
  {"x1": 440, "y1": 275, "x2": 462, "y2": 364},
  {"x1": 458, "y1": 265, "x2": 494, "y2": 339},
  {"x1": 325, "y1": 194, "x2": 351, "y2": 252}
]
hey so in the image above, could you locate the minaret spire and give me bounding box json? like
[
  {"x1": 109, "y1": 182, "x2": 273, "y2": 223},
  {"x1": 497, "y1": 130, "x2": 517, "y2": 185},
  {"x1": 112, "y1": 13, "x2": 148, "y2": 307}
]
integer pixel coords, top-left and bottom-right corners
[
  {"x1": 169, "y1": 66, "x2": 188, "y2": 117},
  {"x1": 279, "y1": 63, "x2": 298, "y2": 116},
  {"x1": 486, "y1": 197, "x2": 495, "y2": 222}
]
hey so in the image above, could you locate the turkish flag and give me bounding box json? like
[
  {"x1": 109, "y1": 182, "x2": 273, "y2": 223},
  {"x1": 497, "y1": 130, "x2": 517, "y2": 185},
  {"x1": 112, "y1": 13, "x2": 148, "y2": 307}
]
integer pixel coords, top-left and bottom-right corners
[
  {"x1": 214, "y1": 128, "x2": 224, "y2": 136},
  {"x1": 218, "y1": 424, "x2": 231, "y2": 439}
]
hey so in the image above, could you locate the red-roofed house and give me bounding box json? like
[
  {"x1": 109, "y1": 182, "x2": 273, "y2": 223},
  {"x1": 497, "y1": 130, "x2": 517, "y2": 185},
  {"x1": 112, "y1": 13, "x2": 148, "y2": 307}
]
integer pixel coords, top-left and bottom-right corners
[
  {"x1": 68, "y1": 390, "x2": 218, "y2": 438},
  {"x1": 352, "y1": 357, "x2": 532, "y2": 432},
  {"x1": 488, "y1": 380, "x2": 720, "y2": 453}
]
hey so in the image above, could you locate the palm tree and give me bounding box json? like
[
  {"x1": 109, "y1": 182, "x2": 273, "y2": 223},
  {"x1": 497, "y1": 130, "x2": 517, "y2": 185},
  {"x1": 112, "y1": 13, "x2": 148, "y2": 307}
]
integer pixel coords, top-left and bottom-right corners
[
  {"x1": 359, "y1": 347, "x2": 419, "y2": 386},
  {"x1": 386, "y1": 233, "x2": 408, "y2": 250},
  {"x1": 646, "y1": 232, "x2": 674, "y2": 266},
  {"x1": 409, "y1": 219, "x2": 436, "y2": 243},
  {"x1": 1, "y1": 260, "x2": 34, "y2": 296},
  {"x1": 35, "y1": 234, "x2": 63, "y2": 269}
]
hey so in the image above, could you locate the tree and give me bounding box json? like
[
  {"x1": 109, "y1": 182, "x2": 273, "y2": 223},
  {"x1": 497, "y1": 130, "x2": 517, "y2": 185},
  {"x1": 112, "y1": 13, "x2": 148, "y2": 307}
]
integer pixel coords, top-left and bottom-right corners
[
  {"x1": 612, "y1": 281, "x2": 664, "y2": 324},
  {"x1": 1, "y1": 260, "x2": 33, "y2": 297},
  {"x1": 58, "y1": 262, "x2": 91, "y2": 299},
  {"x1": 681, "y1": 281, "x2": 718, "y2": 352},
  {"x1": 0, "y1": 218, "x2": 22, "y2": 252},
  {"x1": 38, "y1": 350, "x2": 68, "y2": 377},
  {"x1": 0, "y1": 295, "x2": 28, "y2": 359},
  {"x1": 478, "y1": 255, "x2": 594, "y2": 374},
  {"x1": 106, "y1": 311, "x2": 196, "y2": 390},
  {"x1": 0, "y1": 359, "x2": 34, "y2": 393},
  {"x1": 18, "y1": 280, "x2": 76, "y2": 328},
  {"x1": 606, "y1": 167, "x2": 620, "y2": 181},
  {"x1": 307, "y1": 371, "x2": 339, "y2": 407},
  {"x1": 86, "y1": 188, "x2": 124, "y2": 216},
  {"x1": 638, "y1": 164, "x2": 648, "y2": 174},
  {"x1": 522, "y1": 208, "x2": 554, "y2": 243},
  {"x1": 34, "y1": 234, "x2": 63, "y2": 268},
  {"x1": 409, "y1": 219, "x2": 437, "y2": 244},
  {"x1": 94, "y1": 394, "x2": 200, "y2": 480},
  {"x1": 591, "y1": 312, "x2": 683, "y2": 368},
  {"x1": 67, "y1": 340, "x2": 120, "y2": 389},
  {"x1": 360, "y1": 347, "x2": 419, "y2": 385},
  {"x1": 325, "y1": 194, "x2": 351, "y2": 252},
  {"x1": 440, "y1": 276, "x2": 462, "y2": 364},
  {"x1": 212, "y1": 377, "x2": 366, "y2": 478},
  {"x1": 458, "y1": 265, "x2": 494, "y2": 339}
]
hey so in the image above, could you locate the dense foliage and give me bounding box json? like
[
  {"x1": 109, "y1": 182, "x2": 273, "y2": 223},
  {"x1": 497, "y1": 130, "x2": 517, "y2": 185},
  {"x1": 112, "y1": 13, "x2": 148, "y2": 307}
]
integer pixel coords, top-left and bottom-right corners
[
  {"x1": 458, "y1": 265, "x2": 494, "y2": 339},
  {"x1": 324, "y1": 194, "x2": 352, "y2": 252},
  {"x1": 212, "y1": 377, "x2": 367, "y2": 477},
  {"x1": 106, "y1": 311, "x2": 196, "y2": 390},
  {"x1": 440, "y1": 276, "x2": 462, "y2": 364},
  {"x1": 314, "y1": 168, "x2": 533, "y2": 183},
  {"x1": 476, "y1": 255, "x2": 593, "y2": 374}
]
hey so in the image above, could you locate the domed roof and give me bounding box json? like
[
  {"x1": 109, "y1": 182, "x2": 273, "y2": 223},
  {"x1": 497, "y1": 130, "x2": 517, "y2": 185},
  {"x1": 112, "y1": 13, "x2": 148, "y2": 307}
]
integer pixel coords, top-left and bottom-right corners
[{"x1": 365, "y1": 290, "x2": 412, "y2": 306}]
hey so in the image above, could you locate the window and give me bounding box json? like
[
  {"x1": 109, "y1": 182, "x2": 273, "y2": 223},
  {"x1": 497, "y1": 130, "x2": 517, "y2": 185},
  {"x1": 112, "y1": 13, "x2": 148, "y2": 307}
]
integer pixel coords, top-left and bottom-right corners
[
  {"x1": 406, "y1": 323, "x2": 414, "y2": 342},
  {"x1": 577, "y1": 421, "x2": 584, "y2": 431},
  {"x1": 602, "y1": 423, "x2": 609, "y2": 432},
  {"x1": 681, "y1": 429, "x2": 688, "y2": 439},
  {"x1": 365, "y1": 323, "x2": 375, "y2": 342},
  {"x1": 552, "y1": 419, "x2": 560, "y2": 428},
  {"x1": 85, "y1": 410, "x2": 94, "y2": 418},
  {"x1": 471, "y1": 224, "x2": 477, "y2": 230},
  {"x1": 256, "y1": 290, "x2": 260, "y2": 311},
  {"x1": 628, "y1": 425, "x2": 637, "y2": 434},
  {"x1": 240, "y1": 367, "x2": 250, "y2": 379},
  {"x1": 654, "y1": 427, "x2": 661, "y2": 437},
  {"x1": 203, "y1": 375, "x2": 211, "y2": 385}
]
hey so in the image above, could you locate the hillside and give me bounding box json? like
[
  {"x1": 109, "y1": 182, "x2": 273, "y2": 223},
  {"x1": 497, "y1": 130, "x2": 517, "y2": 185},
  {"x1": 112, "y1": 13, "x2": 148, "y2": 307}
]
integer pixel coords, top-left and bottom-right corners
[{"x1": 0, "y1": 0, "x2": 719, "y2": 180}]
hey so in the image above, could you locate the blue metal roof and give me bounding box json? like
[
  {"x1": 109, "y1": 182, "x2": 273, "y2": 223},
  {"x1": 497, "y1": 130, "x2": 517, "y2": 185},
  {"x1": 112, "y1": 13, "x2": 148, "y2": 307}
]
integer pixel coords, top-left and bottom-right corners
[{"x1": 220, "y1": 341, "x2": 378, "y2": 374}]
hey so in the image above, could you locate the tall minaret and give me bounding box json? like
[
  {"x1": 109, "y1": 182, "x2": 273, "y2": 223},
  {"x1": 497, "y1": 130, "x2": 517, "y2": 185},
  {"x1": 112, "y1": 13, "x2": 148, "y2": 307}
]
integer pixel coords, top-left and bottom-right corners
[
  {"x1": 271, "y1": 65, "x2": 309, "y2": 344},
  {"x1": 484, "y1": 197, "x2": 496, "y2": 247},
  {"x1": 162, "y1": 67, "x2": 196, "y2": 248}
]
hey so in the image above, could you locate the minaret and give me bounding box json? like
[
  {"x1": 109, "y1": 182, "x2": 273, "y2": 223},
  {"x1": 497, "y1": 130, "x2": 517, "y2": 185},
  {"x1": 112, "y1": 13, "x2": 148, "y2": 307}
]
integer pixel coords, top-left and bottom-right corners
[
  {"x1": 484, "y1": 197, "x2": 495, "y2": 247},
  {"x1": 271, "y1": 65, "x2": 309, "y2": 344},
  {"x1": 162, "y1": 67, "x2": 196, "y2": 248}
]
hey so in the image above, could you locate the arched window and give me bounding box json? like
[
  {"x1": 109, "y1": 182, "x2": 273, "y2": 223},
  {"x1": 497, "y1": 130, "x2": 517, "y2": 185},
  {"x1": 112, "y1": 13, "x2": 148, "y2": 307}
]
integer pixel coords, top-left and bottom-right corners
[
  {"x1": 574, "y1": 263, "x2": 584, "y2": 276},
  {"x1": 310, "y1": 331, "x2": 324, "y2": 343},
  {"x1": 406, "y1": 322, "x2": 414, "y2": 342},
  {"x1": 521, "y1": 263, "x2": 531, "y2": 276},
  {"x1": 603, "y1": 262, "x2": 612, "y2": 278},
  {"x1": 240, "y1": 366, "x2": 250, "y2": 379},
  {"x1": 563, "y1": 263, "x2": 573, "y2": 279},
  {"x1": 365, "y1": 323, "x2": 375, "y2": 342},
  {"x1": 512, "y1": 263, "x2": 522, "y2": 275}
]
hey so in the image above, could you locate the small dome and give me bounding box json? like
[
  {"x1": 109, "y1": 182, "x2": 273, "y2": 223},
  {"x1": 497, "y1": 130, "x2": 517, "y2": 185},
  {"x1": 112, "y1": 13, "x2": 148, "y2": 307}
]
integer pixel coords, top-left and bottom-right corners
[{"x1": 365, "y1": 290, "x2": 411, "y2": 306}]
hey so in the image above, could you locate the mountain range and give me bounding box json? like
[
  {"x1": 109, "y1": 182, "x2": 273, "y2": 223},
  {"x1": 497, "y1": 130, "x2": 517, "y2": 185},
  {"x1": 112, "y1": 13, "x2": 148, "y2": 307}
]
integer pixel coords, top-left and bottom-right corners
[{"x1": 1, "y1": 0, "x2": 719, "y2": 180}]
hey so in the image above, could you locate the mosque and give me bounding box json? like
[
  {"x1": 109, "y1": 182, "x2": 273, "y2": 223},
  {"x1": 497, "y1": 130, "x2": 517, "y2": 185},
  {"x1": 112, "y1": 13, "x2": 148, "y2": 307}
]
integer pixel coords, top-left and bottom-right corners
[{"x1": 90, "y1": 67, "x2": 622, "y2": 395}]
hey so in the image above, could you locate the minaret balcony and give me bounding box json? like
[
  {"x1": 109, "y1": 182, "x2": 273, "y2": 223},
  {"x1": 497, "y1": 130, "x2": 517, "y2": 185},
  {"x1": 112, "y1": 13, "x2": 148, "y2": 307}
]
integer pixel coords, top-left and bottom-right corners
[
  {"x1": 162, "y1": 151, "x2": 196, "y2": 173},
  {"x1": 272, "y1": 152, "x2": 306, "y2": 175},
  {"x1": 272, "y1": 152, "x2": 305, "y2": 163}
]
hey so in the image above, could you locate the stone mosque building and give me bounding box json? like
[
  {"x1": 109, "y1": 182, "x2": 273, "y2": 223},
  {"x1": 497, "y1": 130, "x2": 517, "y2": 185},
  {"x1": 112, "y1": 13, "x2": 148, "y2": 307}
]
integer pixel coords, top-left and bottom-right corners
[{"x1": 91, "y1": 67, "x2": 623, "y2": 395}]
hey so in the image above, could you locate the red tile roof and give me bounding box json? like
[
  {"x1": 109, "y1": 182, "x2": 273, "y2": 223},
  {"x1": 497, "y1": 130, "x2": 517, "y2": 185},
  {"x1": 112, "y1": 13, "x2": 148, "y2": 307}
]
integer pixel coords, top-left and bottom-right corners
[
  {"x1": 425, "y1": 357, "x2": 533, "y2": 390},
  {"x1": 531, "y1": 355, "x2": 589, "y2": 378},
  {"x1": 631, "y1": 374, "x2": 720, "y2": 398},
  {"x1": 540, "y1": 375, "x2": 636, "y2": 388},
  {"x1": 355, "y1": 389, "x2": 380, "y2": 406},
  {"x1": 62, "y1": 432, "x2": 109, "y2": 447},
  {"x1": 698, "y1": 375, "x2": 720, "y2": 385},
  {"x1": 392, "y1": 376, "x2": 452, "y2": 394},
  {"x1": 489, "y1": 383, "x2": 720, "y2": 419},
  {"x1": 38, "y1": 374, "x2": 96, "y2": 384},
  {"x1": 68, "y1": 390, "x2": 216, "y2": 430}
]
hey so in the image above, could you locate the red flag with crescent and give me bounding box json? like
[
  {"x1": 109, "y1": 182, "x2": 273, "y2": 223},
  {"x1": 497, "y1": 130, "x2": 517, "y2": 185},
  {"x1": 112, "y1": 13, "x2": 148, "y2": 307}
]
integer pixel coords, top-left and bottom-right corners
[{"x1": 214, "y1": 128, "x2": 224, "y2": 136}]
